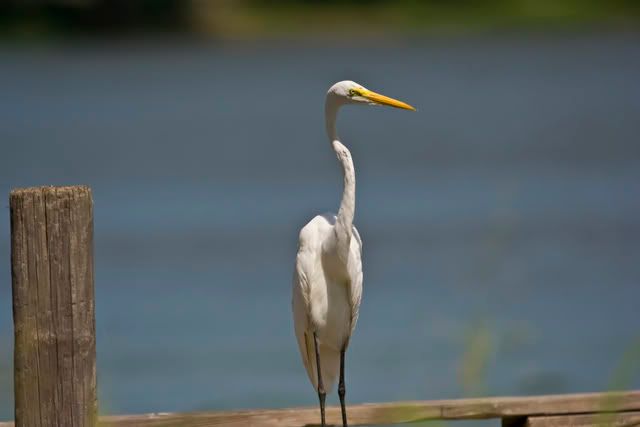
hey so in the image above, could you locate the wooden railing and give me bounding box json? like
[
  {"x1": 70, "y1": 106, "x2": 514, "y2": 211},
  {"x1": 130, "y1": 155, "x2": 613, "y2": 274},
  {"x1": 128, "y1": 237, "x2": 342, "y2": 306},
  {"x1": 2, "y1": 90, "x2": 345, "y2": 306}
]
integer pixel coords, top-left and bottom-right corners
[
  {"x1": 91, "y1": 391, "x2": 640, "y2": 426},
  {"x1": 1, "y1": 391, "x2": 639, "y2": 426},
  {"x1": 3, "y1": 186, "x2": 639, "y2": 427}
]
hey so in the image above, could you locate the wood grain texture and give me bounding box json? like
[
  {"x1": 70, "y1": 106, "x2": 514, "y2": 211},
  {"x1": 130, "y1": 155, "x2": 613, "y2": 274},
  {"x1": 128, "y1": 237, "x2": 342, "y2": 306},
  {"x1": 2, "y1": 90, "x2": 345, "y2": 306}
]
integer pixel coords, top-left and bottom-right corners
[
  {"x1": 10, "y1": 186, "x2": 97, "y2": 427},
  {"x1": 2, "y1": 391, "x2": 637, "y2": 427},
  {"x1": 95, "y1": 391, "x2": 640, "y2": 426},
  {"x1": 525, "y1": 411, "x2": 640, "y2": 427}
]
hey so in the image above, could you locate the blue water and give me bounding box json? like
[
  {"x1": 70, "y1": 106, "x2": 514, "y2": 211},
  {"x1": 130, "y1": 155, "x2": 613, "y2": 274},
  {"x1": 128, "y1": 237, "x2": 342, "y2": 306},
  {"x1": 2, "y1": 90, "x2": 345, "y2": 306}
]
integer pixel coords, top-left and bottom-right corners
[{"x1": 1, "y1": 33, "x2": 639, "y2": 423}]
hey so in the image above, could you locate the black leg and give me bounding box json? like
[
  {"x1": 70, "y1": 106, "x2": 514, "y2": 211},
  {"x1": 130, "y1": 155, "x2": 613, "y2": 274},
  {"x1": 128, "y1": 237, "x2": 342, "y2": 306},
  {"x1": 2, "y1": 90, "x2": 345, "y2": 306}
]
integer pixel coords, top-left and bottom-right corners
[
  {"x1": 338, "y1": 349, "x2": 348, "y2": 427},
  {"x1": 314, "y1": 333, "x2": 326, "y2": 427}
]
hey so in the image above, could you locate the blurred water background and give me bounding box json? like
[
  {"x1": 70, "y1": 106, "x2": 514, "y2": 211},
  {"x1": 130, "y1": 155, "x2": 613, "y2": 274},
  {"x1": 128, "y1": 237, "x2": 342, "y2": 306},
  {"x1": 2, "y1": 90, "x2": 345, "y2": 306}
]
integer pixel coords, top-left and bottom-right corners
[{"x1": 1, "y1": 1, "x2": 640, "y2": 424}]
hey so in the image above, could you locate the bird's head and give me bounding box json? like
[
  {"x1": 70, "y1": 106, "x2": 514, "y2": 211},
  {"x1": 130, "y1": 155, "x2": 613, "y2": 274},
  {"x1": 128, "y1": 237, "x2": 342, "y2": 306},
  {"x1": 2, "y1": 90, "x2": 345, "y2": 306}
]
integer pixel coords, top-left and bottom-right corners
[{"x1": 327, "y1": 80, "x2": 416, "y2": 111}]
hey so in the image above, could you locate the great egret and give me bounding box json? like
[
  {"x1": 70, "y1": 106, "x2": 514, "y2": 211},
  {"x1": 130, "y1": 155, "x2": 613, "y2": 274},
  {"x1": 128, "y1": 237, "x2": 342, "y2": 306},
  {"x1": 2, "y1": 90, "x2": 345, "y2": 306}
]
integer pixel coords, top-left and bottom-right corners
[{"x1": 292, "y1": 80, "x2": 415, "y2": 427}]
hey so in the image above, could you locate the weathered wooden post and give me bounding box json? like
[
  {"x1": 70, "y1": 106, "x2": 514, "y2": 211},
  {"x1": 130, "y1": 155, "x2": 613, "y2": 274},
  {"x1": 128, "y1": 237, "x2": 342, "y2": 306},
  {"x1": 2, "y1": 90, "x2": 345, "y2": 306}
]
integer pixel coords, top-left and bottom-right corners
[{"x1": 10, "y1": 186, "x2": 97, "y2": 427}]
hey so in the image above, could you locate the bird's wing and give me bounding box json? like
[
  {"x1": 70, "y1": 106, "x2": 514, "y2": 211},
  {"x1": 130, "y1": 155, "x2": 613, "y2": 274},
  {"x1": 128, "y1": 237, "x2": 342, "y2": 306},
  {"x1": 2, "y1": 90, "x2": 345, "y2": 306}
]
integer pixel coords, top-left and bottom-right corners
[
  {"x1": 292, "y1": 251, "x2": 317, "y2": 388},
  {"x1": 346, "y1": 224, "x2": 364, "y2": 346},
  {"x1": 294, "y1": 249, "x2": 344, "y2": 392}
]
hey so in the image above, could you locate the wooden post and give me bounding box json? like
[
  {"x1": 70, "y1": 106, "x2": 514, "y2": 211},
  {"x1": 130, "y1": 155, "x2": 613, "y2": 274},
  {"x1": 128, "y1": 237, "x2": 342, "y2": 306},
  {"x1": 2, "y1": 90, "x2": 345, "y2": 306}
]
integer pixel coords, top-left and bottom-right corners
[{"x1": 10, "y1": 186, "x2": 97, "y2": 427}]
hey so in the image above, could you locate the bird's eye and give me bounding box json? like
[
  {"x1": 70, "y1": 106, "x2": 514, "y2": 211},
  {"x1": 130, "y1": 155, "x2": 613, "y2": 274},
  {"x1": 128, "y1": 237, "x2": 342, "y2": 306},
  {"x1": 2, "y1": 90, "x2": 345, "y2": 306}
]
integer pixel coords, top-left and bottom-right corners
[{"x1": 348, "y1": 89, "x2": 357, "y2": 97}]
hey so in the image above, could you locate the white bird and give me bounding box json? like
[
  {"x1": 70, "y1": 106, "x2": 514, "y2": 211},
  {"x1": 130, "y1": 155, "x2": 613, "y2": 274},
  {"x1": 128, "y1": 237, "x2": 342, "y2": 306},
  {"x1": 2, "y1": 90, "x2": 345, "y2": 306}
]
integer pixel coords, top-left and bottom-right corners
[{"x1": 292, "y1": 80, "x2": 415, "y2": 427}]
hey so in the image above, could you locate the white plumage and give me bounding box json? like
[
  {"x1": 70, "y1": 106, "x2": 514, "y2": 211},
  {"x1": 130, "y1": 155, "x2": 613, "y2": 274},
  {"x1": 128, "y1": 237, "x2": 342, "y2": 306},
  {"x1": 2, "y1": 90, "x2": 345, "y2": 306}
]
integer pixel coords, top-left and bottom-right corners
[
  {"x1": 291, "y1": 80, "x2": 414, "y2": 427},
  {"x1": 292, "y1": 212, "x2": 363, "y2": 392}
]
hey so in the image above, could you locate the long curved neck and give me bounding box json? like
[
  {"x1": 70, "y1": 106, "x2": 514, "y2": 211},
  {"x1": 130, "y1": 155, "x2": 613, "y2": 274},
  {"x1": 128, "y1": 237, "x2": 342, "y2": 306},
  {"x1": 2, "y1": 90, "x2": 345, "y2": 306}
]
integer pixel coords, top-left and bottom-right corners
[{"x1": 325, "y1": 97, "x2": 355, "y2": 265}]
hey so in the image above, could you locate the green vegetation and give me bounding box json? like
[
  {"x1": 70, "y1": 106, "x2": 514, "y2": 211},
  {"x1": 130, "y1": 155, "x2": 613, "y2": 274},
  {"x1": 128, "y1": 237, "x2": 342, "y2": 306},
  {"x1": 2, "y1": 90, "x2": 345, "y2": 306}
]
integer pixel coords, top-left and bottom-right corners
[
  {"x1": 208, "y1": 0, "x2": 640, "y2": 38},
  {"x1": 1, "y1": 0, "x2": 639, "y2": 39}
]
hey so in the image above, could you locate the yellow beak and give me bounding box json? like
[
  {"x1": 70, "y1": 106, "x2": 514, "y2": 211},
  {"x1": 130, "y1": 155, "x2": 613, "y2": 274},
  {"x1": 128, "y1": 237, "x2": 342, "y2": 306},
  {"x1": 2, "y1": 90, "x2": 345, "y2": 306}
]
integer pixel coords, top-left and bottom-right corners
[{"x1": 359, "y1": 88, "x2": 416, "y2": 111}]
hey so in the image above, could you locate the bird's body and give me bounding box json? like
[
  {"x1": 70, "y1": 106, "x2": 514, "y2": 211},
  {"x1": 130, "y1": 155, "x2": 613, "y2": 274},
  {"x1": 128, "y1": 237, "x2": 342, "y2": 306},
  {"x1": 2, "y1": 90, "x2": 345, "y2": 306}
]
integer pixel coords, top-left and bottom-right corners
[
  {"x1": 291, "y1": 80, "x2": 414, "y2": 427},
  {"x1": 292, "y1": 212, "x2": 362, "y2": 392}
]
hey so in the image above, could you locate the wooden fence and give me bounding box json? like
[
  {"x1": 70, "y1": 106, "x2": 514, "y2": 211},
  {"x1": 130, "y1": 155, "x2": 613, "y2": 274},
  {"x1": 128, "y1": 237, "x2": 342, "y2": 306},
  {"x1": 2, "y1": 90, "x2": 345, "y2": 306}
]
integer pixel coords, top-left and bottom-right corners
[{"x1": 3, "y1": 185, "x2": 639, "y2": 427}]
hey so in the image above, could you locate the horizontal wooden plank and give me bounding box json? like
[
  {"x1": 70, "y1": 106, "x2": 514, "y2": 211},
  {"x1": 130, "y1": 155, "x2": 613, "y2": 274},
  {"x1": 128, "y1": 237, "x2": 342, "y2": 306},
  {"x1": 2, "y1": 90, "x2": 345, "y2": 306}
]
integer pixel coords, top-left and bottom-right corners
[
  {"x1": 0, "y1": 390, "x2": 638, "y2": 427},
  {"x1": 438, "y1": 390, "x2": 640, "y2": 419},
  {"x1": 525, "y1": 411, "x2": 640, "y2": 427}
]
